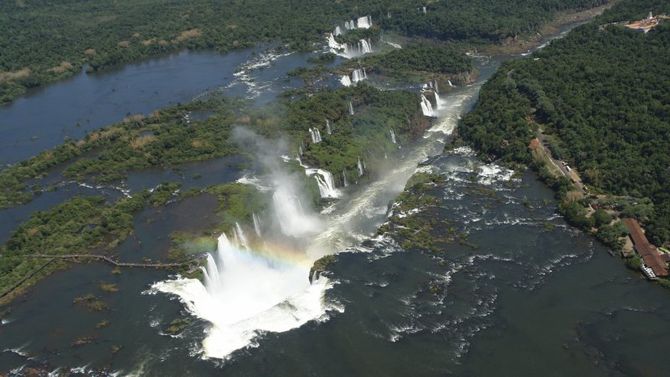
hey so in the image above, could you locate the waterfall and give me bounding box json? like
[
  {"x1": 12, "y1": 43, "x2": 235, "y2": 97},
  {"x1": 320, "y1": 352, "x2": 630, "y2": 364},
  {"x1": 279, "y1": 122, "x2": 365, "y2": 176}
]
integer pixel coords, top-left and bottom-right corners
[
  {"x1": 154, "y1": 70, "x2": 482, "y2": 361},
  {"x1": 351, "y1": 68, "x2": 367, "y2": 84},
  {"x1": 390, "y1": 129, "x2": 397, "y2": 144},
  {"x1": 344, "y1": 39, "x2": 372, "y2": 58},
  {"x1": 328, "y1": 33, "x2": 372, "y2": 59},
  {"x1": 326, "y1": 119, "x2": 332, "y2": 135},
  {"x1": 357, "y1": 16, "x2": 372, "y2": 29},
  {"x1": 387, "y1": 11, "x2": 391, "y2": 19},
  {"x1": 349, "y1": 101, "x2": 354, "y2": 115},
  {"x1": 162, "y1": 231, "x2": 328, "y2": 359},
  {"x1": 298, "y1": 145, "x2": 304, "y2": 156},
  {"x1": 359, "y1": 39, "x2": 373, "y2": 54},
  {"x1": 309, "y1": 128, "x2": 322, "y2": 144},
  {"x1": 342, "y1": 169, "x2": 349, "y2": 187},
  {"x1": 420, "y1": 94, "x2": 436, "y2": 117},
  {"x1": 345, "y1": 20, "x2": 355, "y2": 30},
  {"x1": 383, "y1": 40, "x2": 402, "y2": 49},
  {"x1": 434, "y1": 92, "x2": 443, "y2": 110},
  {"x1": 433, "y1": 80, "x2": 439, "y2": 93},
  {"x1": 234, "y1": 222, "x2": 250, "y2": 250},
  {"x1": 327, "y1": 33, "x2": 347, "y2": 58},
  {"x1": 357, "y1": 157, "x2": 364, "y2": 177},
  {"x1": 334, "y1": 26, "x2": 342, "y2": 36},
  {"x1": 327, "y1": 33, "x2": 341, "y2": 50},
  {"x1": 448, "y1": 79, "x2": 455, "y2": 88},
  {"x1": 297, "y1": 156, "x2": 308, "y2": 168},
  {"x1": 422, "y1": 6, "x2": 427, "y2": 14},
  {"x1": 272, "y1": 183, "x2": 322, "y2": 238},
  {"x1": 252, "y1": 213, "x2": 262, "y2": 237},
  {"x1": 305, "y1": 168, "x2": 341, "y2": 199},
  {"x1": 340, "y1": 75, "x2": 352, "y2": 87}
]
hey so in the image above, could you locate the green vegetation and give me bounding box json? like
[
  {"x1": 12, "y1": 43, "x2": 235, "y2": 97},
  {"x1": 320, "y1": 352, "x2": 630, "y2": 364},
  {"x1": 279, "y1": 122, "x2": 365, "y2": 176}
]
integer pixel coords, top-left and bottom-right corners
[
  {"x1": 73, "y1": 294, "x2": 108, "y2": 312},
  {"x1": 285, "y1": 84, "x2": 426, "y2": 186},
  {"x1": 0, "y1": 0, "x2": 607, "y2": 104},
  {"x1": 0, "y1": 98, "x2": 240, "y2": 208},
  {"x1": 378, "y1": 172, "x2": 464, "y2": 253},
  {"x1": 164, "y1": 318, "x2": 191, "y2": 336},
  {"x1": 1, "y1": 84, "x2": 427, "y2": 209},
  {"x1": 361, "y1": 43, "x2": 472, "y2": 78},
  {"x1": 309, "y1": 255, "x2": 337, "y2": 282},
  {"x1": 168, "y1": 183, "x2": 265, "y2": 264},
  {"x1": 460, "y1": 0, "x2": 670, "y2": 246},
  {"x1": 380, "y1": 0, "x2": 609, "y2": 43},
  {"x1": 334, "y1": 27, "x2": 380, "y2": 45},
  {"x1": 0, "y1": 183, "x2": 180, "y2": 303}
]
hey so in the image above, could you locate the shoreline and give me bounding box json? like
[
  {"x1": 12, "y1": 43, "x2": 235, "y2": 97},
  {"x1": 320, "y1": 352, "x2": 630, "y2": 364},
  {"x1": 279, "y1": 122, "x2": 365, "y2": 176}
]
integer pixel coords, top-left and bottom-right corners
[{"x1": 479, "y1": 1, "x2": 617, "y2": 56}]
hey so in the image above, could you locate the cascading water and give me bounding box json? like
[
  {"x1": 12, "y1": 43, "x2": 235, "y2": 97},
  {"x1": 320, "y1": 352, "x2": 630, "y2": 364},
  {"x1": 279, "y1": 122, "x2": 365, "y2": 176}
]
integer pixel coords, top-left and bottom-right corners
[
  {"x1": 359, "y1": 39, "x2": 373, "y2": 54},
  {"x1": 326, "y1": 119, "x2": 332, "y2": 135},
  {"x1": 342, "y1": 169, "x2": 349, "y2": 187},
  {"x1": 434, "y1": 92, "x2": 443, "y2": 110},
  {"x1": 349, "y1": 101, "x2": 355, "y2": 115},
  {"x1": 357, "y1": 157, "x2": 364, "y2": 177},
  {"x1": 448, "y1": 79, "x2": 455, "y2": 88},
  {"x1": 390, "y1": 129, "x2": 397, "y2": 144},
  {"x1": 234, "y1": 222, "x2": 250, "y2": 250},
  {"x1": 422, "y1": 6, "x2": 427, "y2": 14},
  {"x1": 155, "y1": 80, "x2": 484, "y2": 362},
  {"x1": 327, "y1": 20, "x2": 373, "y2": 58},
  {"x1": 420, "y1": 94, "x2": 437, "y2": 117},
  {"x1": 340, "y1": 75, "x2": 352, "y2": 87},
  {"x1": 253, "y1": 213, "x2": 262, "y2": 237},
  {"x1": 306, "y1": 168, "x2": 342, "y2": 199},
  {"x1": 309, "y1": 128, "x2": 322, "y2": 144},
  {"x1": 156, "y1": 232, "x2": 329, "y2": 360},
  {"x1": 356, "y1": 16, "x2": 372, "y2": 29},
  {"x1": 351, "y1": 68, "x2": 367, "y2": 84}
]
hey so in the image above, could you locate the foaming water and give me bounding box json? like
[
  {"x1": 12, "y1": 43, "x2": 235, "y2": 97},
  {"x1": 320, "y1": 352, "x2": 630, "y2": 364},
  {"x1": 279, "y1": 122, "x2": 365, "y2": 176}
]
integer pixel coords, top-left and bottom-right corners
[
  {"x1": 153, "y1": 235, "x2": 332, "y2": 359},
  {"x1": 153, "y1": 75, "x2": 483, "y2": 362},
  {"x1": 307, "y1": 88, "x2": 480, "y2": 256},
  {"x1": 155, "y1": 165, "x2": 330, "y2": 359}
]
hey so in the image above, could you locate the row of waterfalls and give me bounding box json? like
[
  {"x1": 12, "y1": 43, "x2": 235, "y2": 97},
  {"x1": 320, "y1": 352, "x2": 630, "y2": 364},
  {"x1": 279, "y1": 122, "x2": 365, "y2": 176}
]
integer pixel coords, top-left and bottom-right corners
[
  {"x1": 340, "y1": 68, "x2": 368, "y2": 87},
  {"x1": 328, "y1": 36, "x2": 374, "y2": 59},
  {"x1": 328, "y1": 15, "x2": 374, "y2": 59},
  {"x1": 420, "y1": 80, "x2": 446, "y2": 117},
  {"x1": 153, "y1": 9, "x2": 467, "y2": 363},
  {"x1": 334, "y1": 15, "x2": 373, "y2": 35}
]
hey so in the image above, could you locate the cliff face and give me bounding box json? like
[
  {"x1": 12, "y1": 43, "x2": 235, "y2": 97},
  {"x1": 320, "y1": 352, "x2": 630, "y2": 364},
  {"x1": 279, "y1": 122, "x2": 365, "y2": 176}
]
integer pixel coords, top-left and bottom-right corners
[{"x1": 408, "y1": 109, "x2": 432, "y2": 139}]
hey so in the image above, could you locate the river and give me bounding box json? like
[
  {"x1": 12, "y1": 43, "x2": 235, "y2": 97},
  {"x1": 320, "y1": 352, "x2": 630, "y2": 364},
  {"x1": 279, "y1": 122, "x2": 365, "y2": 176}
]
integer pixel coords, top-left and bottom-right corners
[{"x1": 1, "y1": 24, "x2": 669, "y2": 377}]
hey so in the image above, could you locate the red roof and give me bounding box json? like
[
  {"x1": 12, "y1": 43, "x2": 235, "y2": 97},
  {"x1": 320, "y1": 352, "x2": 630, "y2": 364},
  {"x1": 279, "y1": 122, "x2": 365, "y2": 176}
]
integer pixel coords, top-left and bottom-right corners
[{"x1": 624, "y1": 218, "x2": 668, "y2": 277}]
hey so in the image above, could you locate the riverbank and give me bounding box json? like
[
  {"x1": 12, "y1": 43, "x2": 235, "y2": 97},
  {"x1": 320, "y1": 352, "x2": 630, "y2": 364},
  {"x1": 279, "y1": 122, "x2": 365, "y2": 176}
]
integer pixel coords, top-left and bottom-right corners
[
  {"x1": 458, "y1": 0, "x2": 670, "y2": 286},
  {"x1": 479, "y1": 1, "x2": 617, "y2": 56},
  {"x1": 0, "y1": 0, "x2": 613, "y2": 106}
]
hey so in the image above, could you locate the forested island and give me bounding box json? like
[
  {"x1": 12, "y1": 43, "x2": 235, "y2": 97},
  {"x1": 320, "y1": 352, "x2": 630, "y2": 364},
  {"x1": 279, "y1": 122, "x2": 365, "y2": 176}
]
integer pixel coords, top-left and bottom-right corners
[
  {"x1": 460, "y1": 0, "x2": 670, "y2": 282},
  {"x1": 1, "y1": 0, "x2": 606, "y2": 104}
]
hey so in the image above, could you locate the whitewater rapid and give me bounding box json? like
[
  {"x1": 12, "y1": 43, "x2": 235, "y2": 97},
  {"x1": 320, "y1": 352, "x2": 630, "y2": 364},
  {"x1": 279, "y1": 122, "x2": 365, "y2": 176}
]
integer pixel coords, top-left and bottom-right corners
[{"x1": 153, "y1": 79, "x2": 483, "y2": 361}]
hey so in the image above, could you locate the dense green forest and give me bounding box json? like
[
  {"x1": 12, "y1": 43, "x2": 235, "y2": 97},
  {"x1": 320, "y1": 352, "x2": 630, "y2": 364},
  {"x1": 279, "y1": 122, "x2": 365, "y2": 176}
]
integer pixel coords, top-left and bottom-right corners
[
  {"x1": 0, "y1": 183, "x2": 181, "y2": 303},
  {"x1": 460, "y1": 0, "x2": 670, "y2": 246},
  {"x1": 0, "y1": 84, "x2": 425, "y2": 208},
  {"x1": 0, "y1": 0, "x2": 606, "y2": 104},
  {"x1": 0, "y1": 98, "x2": 241, "y2": 208},
  {"x1": 360, "y1": 43, "x2": 472, "y2": 76}
]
